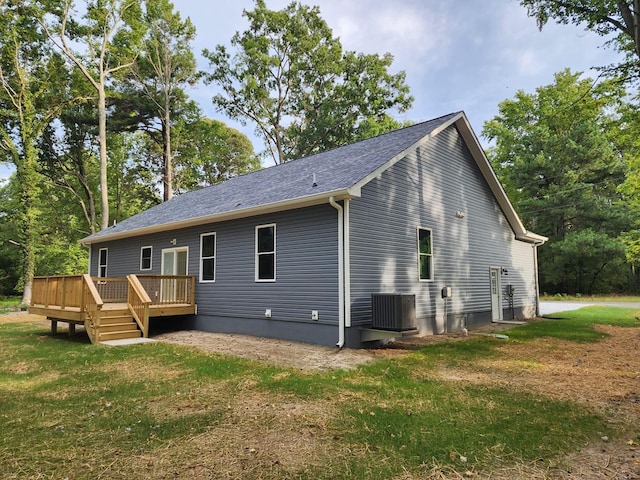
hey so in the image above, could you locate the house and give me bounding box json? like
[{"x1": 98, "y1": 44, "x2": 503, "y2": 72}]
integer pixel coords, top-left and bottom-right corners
[{"x1": 69, "y1": 111, "x2": 545, "y2": 348}]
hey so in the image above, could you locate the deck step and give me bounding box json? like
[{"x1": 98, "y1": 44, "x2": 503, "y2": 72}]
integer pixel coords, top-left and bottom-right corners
[
  {"x1": 98, "y1": 330, "x2": 143, "y2": 342},
  {"x1": 99, "y1": 322, "x2": 139, "y2": 333},
  {"x1": 100, "y1": 315, "x2": 135, "y2": 325}
]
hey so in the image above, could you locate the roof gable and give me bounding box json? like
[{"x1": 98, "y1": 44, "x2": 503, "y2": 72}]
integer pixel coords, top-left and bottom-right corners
[{"x1": 82, "y1": 112, "x2": 545, "y2": 245}]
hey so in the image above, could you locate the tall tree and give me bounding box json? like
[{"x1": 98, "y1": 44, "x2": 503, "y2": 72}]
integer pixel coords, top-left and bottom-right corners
[
  {"x1": 483, "y1": 69, "x2": 630, "y2": 294},
  {"x1": 203, "y1": 0, "x2": 413, "y2": 164},
  {"x1": 172, "y1": 117, "x2": 260, "y2": 193},
  {"x1": 0, "y1": 1, "x2": 68, "y2": 304},
  {"x1": 521, "y1": 0, "x2": 640, "y2": 80},
  {"x1": 42, "y1": 0, "x2": 145, "y2": 230},
  {"x1": 128, "y1": 0, "x2": 200, "y2": 201}
]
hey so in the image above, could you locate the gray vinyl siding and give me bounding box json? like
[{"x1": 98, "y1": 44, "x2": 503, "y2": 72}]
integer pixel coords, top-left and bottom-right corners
[
  {"x1": 349, "y1": 125, "x2": 538, "y2": 333},
  {"x1": 90, "y1": 204, "x2": 340, "y2": 328}
]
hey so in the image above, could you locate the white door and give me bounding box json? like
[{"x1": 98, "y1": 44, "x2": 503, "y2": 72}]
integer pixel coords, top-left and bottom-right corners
[
  {"x1": 490, "y1": 267, "x2": 503, "y2": 321},
  {"x1": 161, "y1": 248, "x2": 188, "y2": 302}
]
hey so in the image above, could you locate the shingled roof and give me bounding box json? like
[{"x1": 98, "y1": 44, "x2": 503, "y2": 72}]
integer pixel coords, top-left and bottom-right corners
[{"x1": 81, "y1": 112, "x2": 545, "y2": 245}]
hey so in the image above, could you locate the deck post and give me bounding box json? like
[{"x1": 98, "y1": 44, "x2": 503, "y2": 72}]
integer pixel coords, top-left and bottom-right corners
[
  {"x1": 68, "y1": 323, "x2": 76, "y2": 336},
  {"x1": 51, "y1": 319, "x2": 57, "y2": 335}
]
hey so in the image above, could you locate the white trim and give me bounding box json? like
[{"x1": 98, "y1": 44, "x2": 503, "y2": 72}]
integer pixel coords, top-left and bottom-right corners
[
  {"x1": 98, "y1": 248, "x2": 108, "y2": 278},
  {"x1": 199, "y1": 232, "x2": 216, "y2": 283},
  {"x1": 140, "y1": 246, "x2": 153, "y2": 271},
  {"x1": 255, "y1": 223, "x2": 276, "y2": 282},
  {"x1": 417, "y1": 226, "x2": 434, "y2": 282},
  {"x1": 161, "y1": 247, "x2": 189, "y2": 275},
  {"x1": 87, "y1": 245, "x2": 92, "y2": 275}
]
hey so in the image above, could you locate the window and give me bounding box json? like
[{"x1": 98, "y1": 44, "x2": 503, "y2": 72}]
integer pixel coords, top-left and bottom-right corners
[
  {"x1": 140, "y1": 246, "x2": 152, "y2": 271},
  {"x1": 98, "y1": 248, "x2": 108, "y2": 278},
  {"x1": 255, "y1": 224, "x2": 276, "y2": 281},
  {"x1": 417, "y1": 227, "x2": 433, "y2": 281},
  {"x1": 200, "y1": 233, "x2": 216, "y2": 282}
]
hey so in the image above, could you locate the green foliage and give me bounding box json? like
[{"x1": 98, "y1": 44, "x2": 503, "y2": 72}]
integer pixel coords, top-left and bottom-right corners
[
  {"x1": 204, "y1": 0, "x2": 413, "y2": 164},
  {"x1": 542, "y1": 228, "x2": 627, "y2": 294},
  {"x1": 483, "y1": 69, "x2": 632, "y2": 294},
  {"x1": 520, "y1": 0, "x2": 640, "y2": 81},
  {"x1": 173, "y1": 118, "x2": 260, "y2": 192}
]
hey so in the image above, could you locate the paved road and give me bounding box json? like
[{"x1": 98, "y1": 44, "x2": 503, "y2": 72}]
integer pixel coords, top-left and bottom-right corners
[{"x1": 540, "y1": 301, "x2": 640, "y2": 316}]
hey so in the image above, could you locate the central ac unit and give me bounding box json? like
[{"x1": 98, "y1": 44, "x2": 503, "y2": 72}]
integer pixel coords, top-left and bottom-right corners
[{"x1": 371, "y1": 294, "x2": 416, "y2": 331}]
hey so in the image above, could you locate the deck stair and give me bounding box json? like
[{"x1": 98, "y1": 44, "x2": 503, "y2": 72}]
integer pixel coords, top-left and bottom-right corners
[{"x1": 97, "y1": 304, "x2": 142, "y2": 342}]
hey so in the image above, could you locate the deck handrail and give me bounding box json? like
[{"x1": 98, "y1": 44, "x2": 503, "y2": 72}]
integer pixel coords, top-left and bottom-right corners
[
  {"x1": 82, "y1": 274, "x2": 103, "y2": 344},
  {"x1": 127, "y1": 275, "x2": 152, "y2": 337},
  {"x1": 137, "y1": 275, "x2": 195, "y2": 306}
]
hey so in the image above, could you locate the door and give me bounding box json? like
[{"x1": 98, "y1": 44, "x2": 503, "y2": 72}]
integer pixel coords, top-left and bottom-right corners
[
  {"x1": 490, "y1": 267, "x2": 503, "y2": 321},
  {"x1": 161, "y1": 248, "x2": 188, "y2": 302}
]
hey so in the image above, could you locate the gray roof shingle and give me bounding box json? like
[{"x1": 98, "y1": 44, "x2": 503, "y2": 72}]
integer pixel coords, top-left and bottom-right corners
[{"x1": 82, "y1": 112, "x2": 461, "y2": 244}]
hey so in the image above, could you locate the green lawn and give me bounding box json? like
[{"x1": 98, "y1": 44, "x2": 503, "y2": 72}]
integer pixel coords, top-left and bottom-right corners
[{"x1": 1, "y1": 307, "x2": 638, "y2": 479}]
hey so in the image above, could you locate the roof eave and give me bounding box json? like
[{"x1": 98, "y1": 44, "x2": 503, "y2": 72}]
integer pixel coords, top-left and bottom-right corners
[{"x1": 80, "y1": 188, "x2": 358, "y2": 245}]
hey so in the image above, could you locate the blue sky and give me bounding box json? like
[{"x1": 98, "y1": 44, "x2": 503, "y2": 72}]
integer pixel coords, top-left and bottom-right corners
[{"x1": 0, "y1": 0, "x2": 623, "y2": 180}]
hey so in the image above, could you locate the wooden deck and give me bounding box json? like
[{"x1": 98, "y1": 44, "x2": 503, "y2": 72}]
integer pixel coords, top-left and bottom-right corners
[{"x1": 29, "y1": 274, "x2": 196, "y2": 344}]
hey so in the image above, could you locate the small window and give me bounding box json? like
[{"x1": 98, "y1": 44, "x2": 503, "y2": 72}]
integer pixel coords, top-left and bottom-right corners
[
  {"x1": 98, "y1": 248, "x2": 108, "y2": 278},
  {"x1": 140, "y1": 246, "x2": 152, "y2": 271},
  {"x1": 418, "y1": 227, "x2": 433, "y2": 281},
  {"x1": 255, "y1": 224, "x2": 276, "y2": 281},
  {"x1": 200, "y1": 233, "x2": 216, "y2": 282}
]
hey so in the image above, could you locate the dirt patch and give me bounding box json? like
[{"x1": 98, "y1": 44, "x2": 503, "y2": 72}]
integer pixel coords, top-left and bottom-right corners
[
  {"x1": 153, "y1": 329, "x2": 380, "y2": 371},
  {"x1": 0, "y1": 312, "x2": 48, "y2": 326}
]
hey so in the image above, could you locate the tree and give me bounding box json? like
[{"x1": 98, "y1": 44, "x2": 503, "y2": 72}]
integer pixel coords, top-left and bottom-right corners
[
  {"x1": 0, "y1": 0, "x2": 68, "y2": 304},
  {"x1": 172, "y1": 118, "x2": 260, "y2": 192},
  {"x1": 43, "y1": 0, "x2": 145, "y2": 230},
  {"x1": 482, "y1": 69, "x2": 631, "y2": 294},
  {"x1": 128, "y1": 0, "x2": 200, "y2": 201},
  {"x1": 520, "y1": 0, "x2": 640, "y2": 80},
  {"x1": 203, "y1": 0, "x2": 413, "y2": 164}
]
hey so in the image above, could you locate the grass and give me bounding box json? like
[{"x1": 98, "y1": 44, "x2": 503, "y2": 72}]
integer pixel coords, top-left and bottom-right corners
[
  {"x1": 0, "y1": 296, "x2": 22, "y2": 314},
  {"x1": 540, "y1": 293, "x2": 640, "y2": 302},
  {"x1": 1, "y1": 308, "x2": 638, "y2": 479}
]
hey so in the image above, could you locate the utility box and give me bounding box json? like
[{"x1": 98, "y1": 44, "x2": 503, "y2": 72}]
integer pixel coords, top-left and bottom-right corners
[{"x1": 371, "y1": 294, "x2": 416, "y2": 331}]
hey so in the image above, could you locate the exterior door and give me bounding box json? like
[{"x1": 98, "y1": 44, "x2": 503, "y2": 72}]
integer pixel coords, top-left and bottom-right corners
[
  {"x1": 490, "y1": 267, "x2": 503, "y2": 321},
  {"x1": 161, "y1": 248, "x2": 188, "y2": 302}
]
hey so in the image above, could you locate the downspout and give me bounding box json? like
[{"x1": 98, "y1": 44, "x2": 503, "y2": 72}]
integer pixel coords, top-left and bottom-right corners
[
  {"x1": 329, "y1": 196, "x2": 345, "y2": 348},
  {"x1": 344, "y1": 199, "x2": 351, "y2": 329}
]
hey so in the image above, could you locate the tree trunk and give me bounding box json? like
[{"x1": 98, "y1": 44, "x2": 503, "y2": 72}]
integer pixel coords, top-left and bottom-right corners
[
  {"x1": 18, "y1": 140, "x2": 39, "y2": 306},
  {"x1": 163, "y1": 96, "x2": 173, "y2": 201},
  {"x1": 98, "y1": 85, "x2": 109, "y2": 230}
]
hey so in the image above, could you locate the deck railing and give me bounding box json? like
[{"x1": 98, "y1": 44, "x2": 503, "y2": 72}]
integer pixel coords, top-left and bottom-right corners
[
  {"x1": 94, "y1": 277, "x2": 129, "y2": 303},
  {"x1": 82, "y1": 274, "x2": 103, "y2": 344},
  {"x1": 137, "y1": 275, "x2": 195, "y2": 306},
  {"x1": 32, "y1": 275, "x2": 85, "y2": 309},
  {"x1": 127, "y1": 275, "x2": 152, "y2": 337}
]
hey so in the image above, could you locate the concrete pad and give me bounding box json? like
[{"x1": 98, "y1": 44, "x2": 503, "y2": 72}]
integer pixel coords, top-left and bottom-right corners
[{"x1": 100, "y1": 338, "x2": 156, "y2": 346}]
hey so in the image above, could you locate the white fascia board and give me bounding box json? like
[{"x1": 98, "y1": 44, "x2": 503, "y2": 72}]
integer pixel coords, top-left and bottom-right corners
[
  {"x1": 350, "y1": 113, "x2": 463, "y2": 193},
  {"x1": 81, "y1": 189, "x2": 359, "y2": 245},
  {"x1": 516, "y1": 231, "x2": 549, "y2": 245}
]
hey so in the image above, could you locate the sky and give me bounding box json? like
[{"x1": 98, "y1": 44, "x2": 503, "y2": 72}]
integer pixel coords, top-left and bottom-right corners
[{"x1": 0, "y1": 0, "x2": 624, "y2": 181}]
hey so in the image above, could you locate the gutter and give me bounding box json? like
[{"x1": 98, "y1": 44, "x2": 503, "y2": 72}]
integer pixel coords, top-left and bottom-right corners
[{"x1": 329, "y1": 196, "x2": 345, "y2": 348}]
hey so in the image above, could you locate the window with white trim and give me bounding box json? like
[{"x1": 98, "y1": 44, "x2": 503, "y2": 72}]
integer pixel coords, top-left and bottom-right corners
[
  {"x1": 140, "y1": 246, "x2": 152, "y2": 271},
  {"x1": 255, "y1": 224, "x2": 276, "y2": 281},
  {"x1": 98, "y1": 248, "x2": 108, "y2": 278},
  {"x1": 200, "y1": 233, "x2": 216, "y2": 282},
  {"x1": 417, "y1": 227, "x2": 433, "y2": 281}
]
